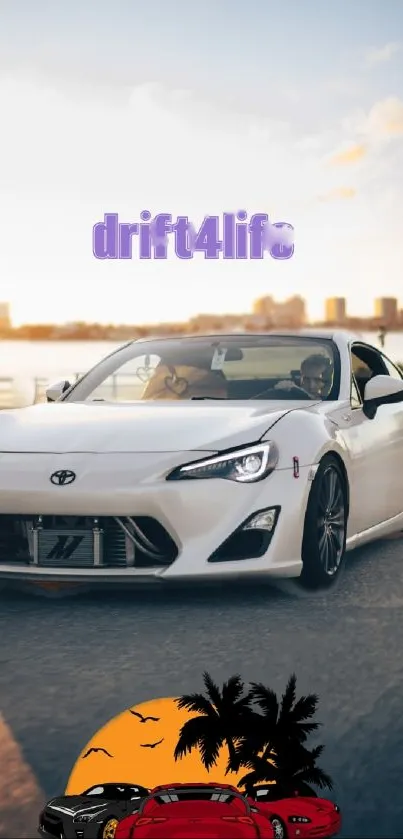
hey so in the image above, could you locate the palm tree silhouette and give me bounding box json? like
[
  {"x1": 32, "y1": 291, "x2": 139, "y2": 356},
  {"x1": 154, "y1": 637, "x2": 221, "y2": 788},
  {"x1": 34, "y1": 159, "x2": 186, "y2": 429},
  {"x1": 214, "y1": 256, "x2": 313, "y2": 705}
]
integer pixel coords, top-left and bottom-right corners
[
  {"x1": 278, "y1": 743, "x2": 333, "y2": 795},
  {"x1": 234, "y1": 674, "x2": 319, "y2": 764},
  {"x1": 173, "y1": 672, "x2": 333, "y2": 797},
  {"x1": 174, "y1": 671, "x2": 254, "y2": 774},
  {"x1": 251, "y1": 674, "x2": 320, "y2": 748},
  {"x1": 238, "y1": 741, "x2": 333, "y2": 796},
  {"x1": 236, "y1": 744, "x2": 278, "y2": 795},
  {"x1": 235, "y1": 674, "x2": 333, "y2": 795}
]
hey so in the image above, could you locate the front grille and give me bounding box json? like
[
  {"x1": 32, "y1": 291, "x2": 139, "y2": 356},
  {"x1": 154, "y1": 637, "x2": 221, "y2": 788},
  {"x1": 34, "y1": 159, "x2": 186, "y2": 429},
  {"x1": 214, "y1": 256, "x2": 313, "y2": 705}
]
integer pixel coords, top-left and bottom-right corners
[
  {"x1": 37, "y1": 529, "x2": 95, "y2": 568},
  {"x1": 0, "y1": 515, "x2": 178, "y2": 569},
  {"x1": 104, "y1": 518, "x2": 128, "y2": 567},
  {"x1": 0, "y1": 515, "x2": 29, "y2": 561},
  {"x1": 41, "y1": 812, "x2": 63, "y2": 837}
]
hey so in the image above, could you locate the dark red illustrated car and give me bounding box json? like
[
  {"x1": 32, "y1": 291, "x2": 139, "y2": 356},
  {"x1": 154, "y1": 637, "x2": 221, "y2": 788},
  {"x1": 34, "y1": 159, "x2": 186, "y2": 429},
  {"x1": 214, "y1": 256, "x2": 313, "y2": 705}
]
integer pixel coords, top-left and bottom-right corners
[
  {"x1": 115, "y1": 782, "x2": 276, "y2": 838},
  {"x1": 248, "y1": 785, "x2": 341, "y2": 839}
]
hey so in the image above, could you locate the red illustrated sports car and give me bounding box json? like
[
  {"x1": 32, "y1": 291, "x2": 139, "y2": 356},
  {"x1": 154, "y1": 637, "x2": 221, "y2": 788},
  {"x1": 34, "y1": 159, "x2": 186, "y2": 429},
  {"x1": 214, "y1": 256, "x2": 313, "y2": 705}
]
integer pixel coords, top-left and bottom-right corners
[
  {"x1": 115, "y1": 783, "x2": 276, "y2": 838},
  {"x1": 248, "y1": 786, "x2": 341, "y2": 839}
]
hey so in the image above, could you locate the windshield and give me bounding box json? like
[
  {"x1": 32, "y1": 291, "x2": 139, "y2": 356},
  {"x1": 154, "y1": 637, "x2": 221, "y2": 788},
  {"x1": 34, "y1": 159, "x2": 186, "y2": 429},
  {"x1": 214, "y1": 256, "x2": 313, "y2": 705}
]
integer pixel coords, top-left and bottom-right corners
[
  {"x1": 82, "y1": 784, "x2": 146, "y2": 799},
  {"x1": 66, "y1": 335, "x2": 340, "y2": 403},
  {"x1": 143, "y1": 789, "x2": 250, "y2": 816},
  {"x1": 252, "y1": 784, "x2": 318, "y2": 801},
  {"x1": 152, "y1": 792, "x2": 239, "y2": 803}
]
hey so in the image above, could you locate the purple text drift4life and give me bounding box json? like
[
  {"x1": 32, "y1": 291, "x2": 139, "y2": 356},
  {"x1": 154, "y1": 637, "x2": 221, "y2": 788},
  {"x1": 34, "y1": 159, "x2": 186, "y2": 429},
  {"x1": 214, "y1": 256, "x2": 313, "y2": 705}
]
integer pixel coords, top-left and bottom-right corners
[{"x1": 92, "y1": 212, "x2": 294, "y2": 260}]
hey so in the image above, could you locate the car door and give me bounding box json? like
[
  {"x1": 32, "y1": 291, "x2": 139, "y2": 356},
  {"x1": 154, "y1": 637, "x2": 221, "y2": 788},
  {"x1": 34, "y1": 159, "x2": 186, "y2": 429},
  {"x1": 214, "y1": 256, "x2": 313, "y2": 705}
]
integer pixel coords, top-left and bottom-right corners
[{"x1": 345, "y1": 342, "x2": 403, "y2": 531}]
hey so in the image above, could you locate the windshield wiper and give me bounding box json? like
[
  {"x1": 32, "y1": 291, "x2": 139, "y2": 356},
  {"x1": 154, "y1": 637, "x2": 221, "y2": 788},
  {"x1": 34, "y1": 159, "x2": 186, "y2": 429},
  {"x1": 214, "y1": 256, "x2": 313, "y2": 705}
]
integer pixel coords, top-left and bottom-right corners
[{"x1": 190, "y1": 396, "x2": 227, "y2": 400}]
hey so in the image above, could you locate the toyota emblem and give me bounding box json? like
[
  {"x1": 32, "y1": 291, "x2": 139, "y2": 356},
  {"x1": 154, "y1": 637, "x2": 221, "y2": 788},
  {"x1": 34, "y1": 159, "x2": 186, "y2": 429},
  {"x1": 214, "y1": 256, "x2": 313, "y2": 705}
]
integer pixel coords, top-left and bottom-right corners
[{"x1": 50, "y1": 470, "x2": 76, "y2": 486}]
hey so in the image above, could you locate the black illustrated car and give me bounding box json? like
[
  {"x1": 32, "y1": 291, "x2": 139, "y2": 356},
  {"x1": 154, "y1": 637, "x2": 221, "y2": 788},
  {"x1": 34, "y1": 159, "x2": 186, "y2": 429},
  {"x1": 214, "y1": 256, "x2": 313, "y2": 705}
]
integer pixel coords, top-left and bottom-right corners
[{"x1": 38, "y1": 783, "x2": 149, "y2": 839}]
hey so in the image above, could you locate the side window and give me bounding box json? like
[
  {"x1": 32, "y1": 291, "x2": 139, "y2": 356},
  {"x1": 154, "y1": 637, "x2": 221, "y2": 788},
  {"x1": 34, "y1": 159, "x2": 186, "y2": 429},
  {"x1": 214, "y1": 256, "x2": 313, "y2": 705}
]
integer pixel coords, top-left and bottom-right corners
[
  {"x1": 350, "y1": 376, "x2": 361, "y2": 408},
  {"x1": 380, "y1": 353, "x2": 403, "y2": 380},
  {"x1": 350, "y1": 344, "x2": 387, "y2": 401}
]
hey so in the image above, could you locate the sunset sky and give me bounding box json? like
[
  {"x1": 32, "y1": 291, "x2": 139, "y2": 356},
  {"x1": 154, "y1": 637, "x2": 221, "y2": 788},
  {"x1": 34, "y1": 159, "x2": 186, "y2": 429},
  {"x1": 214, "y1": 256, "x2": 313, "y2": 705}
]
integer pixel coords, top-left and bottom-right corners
[{"x1": 1, "y1": 0, "x2": 403, "y2": 325}]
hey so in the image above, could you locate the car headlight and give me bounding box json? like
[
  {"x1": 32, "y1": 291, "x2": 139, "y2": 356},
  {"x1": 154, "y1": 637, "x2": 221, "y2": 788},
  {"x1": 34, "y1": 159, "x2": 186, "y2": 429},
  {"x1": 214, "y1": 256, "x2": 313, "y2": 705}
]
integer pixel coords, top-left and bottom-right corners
[
  {"x1": 288, "y1": 816, "x2": 311, "y2": 823},
  {"x1": 167, "y1": 442, "x2": 279, "y2": 483},
  {"x1": 73, "y1": 811, "x2": 105, "y2": 822}
]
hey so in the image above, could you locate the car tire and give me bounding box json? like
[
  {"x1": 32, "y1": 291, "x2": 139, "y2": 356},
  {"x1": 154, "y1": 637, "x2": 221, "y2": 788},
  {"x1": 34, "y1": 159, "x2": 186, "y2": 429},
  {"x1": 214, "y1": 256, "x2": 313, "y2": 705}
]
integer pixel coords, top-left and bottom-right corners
[
  {"x1": 270, "y1": 815, "x2": 287, "y2": 838},
  {"x1": 300, "y1": 454, "x2": 348, "y2": 590},
  {"x1": 98, "y1": 816, "x2": 119, "y2": 839}
]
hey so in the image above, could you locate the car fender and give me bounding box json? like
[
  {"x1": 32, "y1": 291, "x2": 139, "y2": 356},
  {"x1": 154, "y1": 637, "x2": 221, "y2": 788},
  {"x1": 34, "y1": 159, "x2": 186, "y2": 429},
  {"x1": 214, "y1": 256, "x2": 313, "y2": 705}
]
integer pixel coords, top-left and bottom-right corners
[{"x1": 261, "y1": 408, "x2": 352, "y2": 475}]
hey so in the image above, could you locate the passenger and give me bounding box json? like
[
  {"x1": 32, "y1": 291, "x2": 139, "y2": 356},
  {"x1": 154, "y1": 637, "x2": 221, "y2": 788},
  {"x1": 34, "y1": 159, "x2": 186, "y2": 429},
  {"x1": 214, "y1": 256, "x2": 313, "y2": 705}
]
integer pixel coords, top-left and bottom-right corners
[{"x1": 141, "y1": 363, "x2": 228, "y2": 400}]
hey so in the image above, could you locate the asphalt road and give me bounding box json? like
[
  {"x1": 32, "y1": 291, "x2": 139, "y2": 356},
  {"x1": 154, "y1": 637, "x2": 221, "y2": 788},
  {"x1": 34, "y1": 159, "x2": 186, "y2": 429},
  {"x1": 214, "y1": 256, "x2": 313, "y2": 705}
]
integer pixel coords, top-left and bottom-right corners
[{"x1": 1, "y1": 535, "x2": 403, "y2": 838}]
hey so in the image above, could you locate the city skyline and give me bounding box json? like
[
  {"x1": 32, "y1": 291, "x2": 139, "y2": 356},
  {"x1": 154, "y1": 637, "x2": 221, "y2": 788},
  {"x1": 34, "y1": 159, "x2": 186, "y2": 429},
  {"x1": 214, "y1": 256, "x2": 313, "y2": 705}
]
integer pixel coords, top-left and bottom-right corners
[
  {"x1": 1, "y1": 295, "x2": 402, "y2": 332},
  {"x1": 1, "y1": 1, "x2": 403, "y2": 325}
]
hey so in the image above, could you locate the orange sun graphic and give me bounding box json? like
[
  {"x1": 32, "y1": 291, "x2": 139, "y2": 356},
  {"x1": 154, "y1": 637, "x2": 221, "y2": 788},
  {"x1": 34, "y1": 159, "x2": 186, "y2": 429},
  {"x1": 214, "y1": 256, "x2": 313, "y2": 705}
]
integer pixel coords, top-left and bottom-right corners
[{"x1": 66, "y1": 696, "x2": 247, "y2": 795}]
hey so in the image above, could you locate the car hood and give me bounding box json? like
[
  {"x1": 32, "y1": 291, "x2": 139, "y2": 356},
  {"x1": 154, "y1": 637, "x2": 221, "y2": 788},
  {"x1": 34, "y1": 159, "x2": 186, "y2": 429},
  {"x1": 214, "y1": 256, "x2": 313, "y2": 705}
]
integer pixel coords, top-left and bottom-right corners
[
  {"x1": 0, "y1": 400, "x2": 317, "y2": 454},
  {"x1": 46, "y1": 795, "x2": 110, "y2": 815},
  {"x1": 258, "y1": 796, "x2": 336, "y2": 816}
]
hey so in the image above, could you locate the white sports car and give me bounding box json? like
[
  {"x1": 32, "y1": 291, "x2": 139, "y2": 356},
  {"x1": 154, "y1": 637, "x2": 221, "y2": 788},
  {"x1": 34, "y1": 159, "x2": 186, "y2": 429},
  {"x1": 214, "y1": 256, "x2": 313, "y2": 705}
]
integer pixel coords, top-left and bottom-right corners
[{"x1": 0, "y1": 329, "x2": 402, "y2": 591}]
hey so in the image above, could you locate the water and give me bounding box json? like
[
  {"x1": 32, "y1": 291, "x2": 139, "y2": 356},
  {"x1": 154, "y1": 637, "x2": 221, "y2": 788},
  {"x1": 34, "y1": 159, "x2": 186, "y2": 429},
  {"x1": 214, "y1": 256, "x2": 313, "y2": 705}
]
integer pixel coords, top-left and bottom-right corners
[
  {"x1": 0, "y1": 340, "x2": 118, "y2": 407},
  {"x1": 1, "y1": 333, "x2": 403, "y2": 407}
]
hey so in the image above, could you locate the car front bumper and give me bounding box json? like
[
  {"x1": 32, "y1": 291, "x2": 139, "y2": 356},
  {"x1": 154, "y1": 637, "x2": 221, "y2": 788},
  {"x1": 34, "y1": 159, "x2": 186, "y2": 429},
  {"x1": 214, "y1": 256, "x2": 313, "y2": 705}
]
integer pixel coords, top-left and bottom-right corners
[
  {"x1": 38, "y1": 813, "x2": 112, "y2": 839},
  {"x1": 288, "y1": 814, "x2": 341, "y2": 838},
  {"x1": 0, "y1": 452, "x2": 313, "y2": 584}
]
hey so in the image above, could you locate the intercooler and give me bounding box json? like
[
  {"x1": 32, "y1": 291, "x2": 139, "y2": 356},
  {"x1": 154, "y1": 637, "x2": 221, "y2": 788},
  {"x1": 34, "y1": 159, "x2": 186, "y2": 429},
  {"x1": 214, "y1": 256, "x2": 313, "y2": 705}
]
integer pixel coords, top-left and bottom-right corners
[{"x1": 0, "y1": 515, "x2": 178, "y2": 569}]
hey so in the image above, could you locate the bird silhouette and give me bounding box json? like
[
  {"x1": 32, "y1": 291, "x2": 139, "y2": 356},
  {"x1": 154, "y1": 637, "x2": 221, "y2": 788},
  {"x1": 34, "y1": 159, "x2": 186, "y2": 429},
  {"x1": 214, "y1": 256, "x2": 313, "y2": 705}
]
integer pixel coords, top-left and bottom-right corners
[
  {"x1": 129, "y1": 710, "x2": 160, "y2": 723},
  {"x1": 82, "y1": 747, "x2": 113, "y2": 758},
  {"x1": 140, "y1": 739, "x2": 164, "y2": 749}
]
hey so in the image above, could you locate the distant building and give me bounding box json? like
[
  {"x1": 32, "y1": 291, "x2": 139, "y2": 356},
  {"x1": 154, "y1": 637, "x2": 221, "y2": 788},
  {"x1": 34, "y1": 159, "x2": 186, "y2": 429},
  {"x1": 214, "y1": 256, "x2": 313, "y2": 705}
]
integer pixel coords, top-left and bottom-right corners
[
  {"x1": 325, "y1": 297, "x2": 346, "y2": 324},
  {"x1": 374, "y1": 297, "x2": 398, "y2": 325},
  {"x1": 253, "y1": 296, "x2": 276, "y2": 318},
  {"x1": 0, "y1": 302, "x2": 11, "y2": 330},
  {"x1": 188, "y1": 313, "x2": 251, "y2": 332},
  {"x1": 252, "y1": 295, "x2": 306, "y2": 327},
  {"x1": 279, "y1": 295, "x2": 306, "y2": 326}
]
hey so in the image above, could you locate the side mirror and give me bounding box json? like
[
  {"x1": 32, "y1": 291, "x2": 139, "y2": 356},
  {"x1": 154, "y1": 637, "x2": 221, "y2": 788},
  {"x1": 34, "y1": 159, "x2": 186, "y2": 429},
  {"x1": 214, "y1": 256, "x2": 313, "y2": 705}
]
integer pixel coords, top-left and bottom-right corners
[
  {"x1": 45, "y1": 380, "x2": 71, "y2": 402},
  {"x1": 363, "y1": 374, "x2": 403, "y2": 418}
]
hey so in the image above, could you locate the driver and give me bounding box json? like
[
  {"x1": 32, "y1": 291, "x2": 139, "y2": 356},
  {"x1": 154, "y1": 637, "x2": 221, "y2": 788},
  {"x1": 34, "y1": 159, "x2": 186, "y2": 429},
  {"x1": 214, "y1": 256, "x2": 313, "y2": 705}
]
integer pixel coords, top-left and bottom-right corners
[
  {"x1": 300, "y1": 354, "x2": 333, "y2": 398},
  {"x1": 275, "y1": 354, "x2": 333, "y2": 399}
]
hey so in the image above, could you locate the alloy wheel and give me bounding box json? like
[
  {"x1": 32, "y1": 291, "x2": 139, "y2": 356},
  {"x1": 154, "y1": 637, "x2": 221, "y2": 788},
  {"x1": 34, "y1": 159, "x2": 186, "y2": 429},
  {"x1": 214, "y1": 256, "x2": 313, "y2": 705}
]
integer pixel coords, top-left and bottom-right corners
[
  {"x1": 317, "y1": 465, "x2": 346, "y2": 576},
  {"x1": 270, "y1": 817, "x2": 285, "y2": 839},
  {"x1": 102, "y1": 817, "x2": 119, "y2": 839}
]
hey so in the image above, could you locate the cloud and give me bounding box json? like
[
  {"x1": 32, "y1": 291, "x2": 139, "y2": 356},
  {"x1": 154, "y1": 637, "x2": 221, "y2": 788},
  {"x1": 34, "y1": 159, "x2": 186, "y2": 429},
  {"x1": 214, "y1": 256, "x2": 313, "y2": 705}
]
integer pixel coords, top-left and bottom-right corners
[
  {"x1": 363, "y1": 96, "x2": 403, "y2": 136},
  {"x1": 341, "y1": 96, "x2": 403, "y2": 144},
  {"x1": 365, "y1": 42, "x2": 401, "y2": 66},
  {"x1": 324, "y1": 78, "x2": 363, "y2": 97},
  {"x1": 328, "y1": 144, "x2": 367, "y2": 166},
  {"x1": 327, "y1": 97, "x2": 403, "y2": 173},
  {"x1": 318, "y1": 187, "x2": 356, "y2": 202},
  {"x1": 0, "y1": 75, "x2": 318, "y2": 211}
]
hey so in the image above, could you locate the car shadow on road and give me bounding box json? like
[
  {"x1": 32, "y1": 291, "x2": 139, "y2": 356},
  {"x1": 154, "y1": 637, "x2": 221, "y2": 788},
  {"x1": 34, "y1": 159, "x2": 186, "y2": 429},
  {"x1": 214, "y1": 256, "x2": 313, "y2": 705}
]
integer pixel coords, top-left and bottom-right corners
[
  {"x1": 0, "y1": 534, "x2": 401, "y2": 611},
  {"x1": 0, "y1": 541, "x2": 387, "y2": 604}
]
